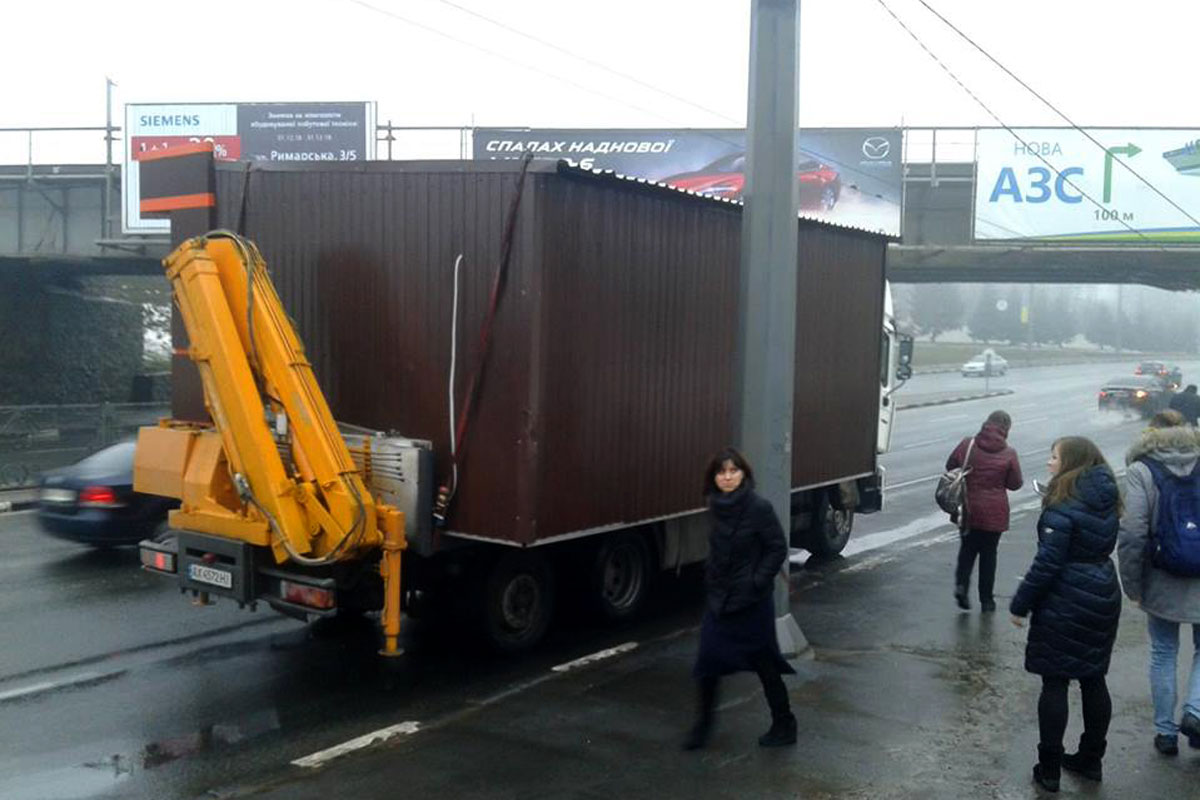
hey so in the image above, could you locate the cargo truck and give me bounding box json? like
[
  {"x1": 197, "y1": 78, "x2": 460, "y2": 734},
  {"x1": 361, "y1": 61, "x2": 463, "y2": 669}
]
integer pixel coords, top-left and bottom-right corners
[{"x1": 135, "y1": 148, "x2": 912, "y2": 653}]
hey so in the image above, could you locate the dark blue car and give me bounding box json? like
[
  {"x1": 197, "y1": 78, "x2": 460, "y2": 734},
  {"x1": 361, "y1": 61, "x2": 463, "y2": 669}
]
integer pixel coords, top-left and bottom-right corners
[{"x1": 37, "y1": 441, "x2": 177, "y2": 547}]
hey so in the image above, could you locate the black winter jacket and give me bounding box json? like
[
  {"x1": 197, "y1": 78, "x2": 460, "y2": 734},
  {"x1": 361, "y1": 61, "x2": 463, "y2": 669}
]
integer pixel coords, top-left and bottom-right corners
[
  {"x1": 704, "y1": 487, "x2": 788, "y2": 616},
  {"x1": 1010, "y1": 466, "x2": 1122, "y2": 678}
]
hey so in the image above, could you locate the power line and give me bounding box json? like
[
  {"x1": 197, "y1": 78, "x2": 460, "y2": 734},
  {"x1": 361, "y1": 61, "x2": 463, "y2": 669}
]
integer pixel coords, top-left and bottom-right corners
[
  {"x1": 873, "y1": 0, "x2": 1157, "y2": 246},
  {"x1": 914, "y1": 0, "x2": 1200, "y2": 232},
  {"x1": 428, "y1": 2, "x2": 900, "y2": 194},
  {"x1": 345, "y1": 0, "x2": 898, "y2": 200},
  {"x1": 430, "y1": 0, "x2": 741, "y2": 125},
  {"x1": 342, "y1": 0, "x2": 682, "y2": 126}
]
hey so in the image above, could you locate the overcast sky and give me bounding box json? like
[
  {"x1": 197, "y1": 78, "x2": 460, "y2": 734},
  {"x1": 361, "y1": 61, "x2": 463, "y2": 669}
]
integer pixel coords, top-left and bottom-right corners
[{"x1": 3, "y1": 0, "x2": 1195, "y2": 164}]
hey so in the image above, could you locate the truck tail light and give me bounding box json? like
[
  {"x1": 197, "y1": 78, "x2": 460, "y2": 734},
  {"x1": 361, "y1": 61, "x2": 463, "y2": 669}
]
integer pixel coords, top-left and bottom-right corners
[
  {"x1": 281, "y1": 580, "x2": 335, "y2": 610},
  {"x1": 79, "y1": 485, "x2": 124, "y2": 508},
  {"x1": 1098, "y1": 391, "x2": 1108, "y2": 398},
  {"x1": 140, "y1": 547, "x2": 176, "y2": 573}
]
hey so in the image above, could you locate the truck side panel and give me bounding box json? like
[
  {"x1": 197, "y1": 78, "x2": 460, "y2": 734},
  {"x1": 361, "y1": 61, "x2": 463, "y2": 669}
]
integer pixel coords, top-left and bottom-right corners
[
  {"x1": 791, "y1": 224, "x2": 886, "y2": 486},
  {"x1": 203, "y1": 161, "x2": 888, "y2": 547},
  {"x1": 216, "y1": 164, "x2": 540, "y2": 544},
  {"x1": 535, "y1": 172, "x2": 886, "y2": 536}
]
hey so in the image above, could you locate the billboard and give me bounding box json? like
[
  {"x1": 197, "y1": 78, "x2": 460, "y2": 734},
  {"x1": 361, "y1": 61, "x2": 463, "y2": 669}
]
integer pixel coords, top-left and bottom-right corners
[
  {"x1": 123, "y1": 102, "x2": 374, "y2": 232},
  {"x1": 473, "y1": 128, "x2": 902, "y2": 236},
  {"x1": 974, "y1": 128, "x2": 1200, "y2": 241}
]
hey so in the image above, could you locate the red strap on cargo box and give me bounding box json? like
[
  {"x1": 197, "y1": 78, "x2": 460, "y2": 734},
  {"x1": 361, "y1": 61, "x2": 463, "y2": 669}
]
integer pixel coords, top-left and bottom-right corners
[{"x1": 436, "y1": 153, "x2": 534, "y2": 525}]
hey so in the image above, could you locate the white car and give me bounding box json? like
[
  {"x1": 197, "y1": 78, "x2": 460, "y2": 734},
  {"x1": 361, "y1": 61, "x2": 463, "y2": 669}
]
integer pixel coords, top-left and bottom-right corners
[{"x1": 961, "y1": 353, "x2": 1007, "y2": 377}]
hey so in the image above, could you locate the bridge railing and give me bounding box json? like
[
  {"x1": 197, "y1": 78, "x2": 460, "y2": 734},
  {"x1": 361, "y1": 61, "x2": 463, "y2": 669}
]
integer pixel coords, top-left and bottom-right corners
[{"x1": 0, "y1": 126, "x2": 117, "y2": 168}]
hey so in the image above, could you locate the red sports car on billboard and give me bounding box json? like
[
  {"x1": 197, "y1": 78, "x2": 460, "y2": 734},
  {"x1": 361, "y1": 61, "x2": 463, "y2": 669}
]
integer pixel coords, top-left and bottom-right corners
[{"x1": 663, "y1": 152, "x2": 841, "y2": 209}]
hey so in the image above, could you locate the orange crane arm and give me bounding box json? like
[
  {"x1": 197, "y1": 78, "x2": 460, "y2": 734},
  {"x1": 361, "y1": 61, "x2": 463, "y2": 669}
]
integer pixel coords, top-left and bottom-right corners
[{"x1": 134, "y1": 232, "x2": 401, "y2": 565}]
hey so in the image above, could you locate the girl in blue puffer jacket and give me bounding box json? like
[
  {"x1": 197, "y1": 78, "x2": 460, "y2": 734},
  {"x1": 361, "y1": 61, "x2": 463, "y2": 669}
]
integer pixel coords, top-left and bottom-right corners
[{"x1": 1011, "y1": 436, "x2": 1122, "y2": 792}]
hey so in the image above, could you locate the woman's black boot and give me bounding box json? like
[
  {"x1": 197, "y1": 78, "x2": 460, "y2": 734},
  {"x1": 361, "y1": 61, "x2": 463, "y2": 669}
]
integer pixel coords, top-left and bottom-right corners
[
  {"x1": 682, "y1": 718, "x2": 712, "y2": 751},
  {"x1": 683, "y1": 677, "x2": 717, "y2": 751},
  {"x1": 758, "y1": 712, "x2": 797, "y2": 747},
  {"x1": 1032, "y1": 744, "x2": 1063, "y2": 792},
  {"x1": 1062, "y1": 734, "x2": 1105, "y2": 781}
]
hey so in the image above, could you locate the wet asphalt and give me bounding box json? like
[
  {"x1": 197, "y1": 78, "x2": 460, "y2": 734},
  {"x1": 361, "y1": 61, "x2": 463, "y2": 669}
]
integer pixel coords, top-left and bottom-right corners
[
  {"x1": 245, "y1": 511, "x2": 1200, "y2": 800},
  {"x1": 1, "y1": 359, "x2": 1199, "y2": 799}
]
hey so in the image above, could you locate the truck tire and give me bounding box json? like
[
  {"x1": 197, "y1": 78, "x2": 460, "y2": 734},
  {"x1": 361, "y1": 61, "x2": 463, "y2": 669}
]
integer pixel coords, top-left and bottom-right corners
[
  {"x1": 807, "y1": 498, "x2": 853, "y2": 558},
  {"x1": 590, "y1": 532, "x2": 653, "y2": 622},
  {"x1": 481, "y1": 550, "x2": 555, "y2": 653}
]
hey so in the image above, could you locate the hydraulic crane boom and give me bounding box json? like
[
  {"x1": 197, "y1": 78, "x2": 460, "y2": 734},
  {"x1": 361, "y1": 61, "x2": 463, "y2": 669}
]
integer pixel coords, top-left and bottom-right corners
[{"x1": 134, "y1": 231, "x2": 406, "y2": 653}]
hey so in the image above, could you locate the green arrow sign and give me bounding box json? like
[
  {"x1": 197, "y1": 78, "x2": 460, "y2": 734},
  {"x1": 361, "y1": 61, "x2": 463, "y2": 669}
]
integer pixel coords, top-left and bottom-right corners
[{"x1": 1103, "y1": 143, "x2": 1141, "y2": 204}]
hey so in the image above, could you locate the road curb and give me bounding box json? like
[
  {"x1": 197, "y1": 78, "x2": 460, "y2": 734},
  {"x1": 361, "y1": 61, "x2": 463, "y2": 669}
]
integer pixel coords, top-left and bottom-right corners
[
  {"x1": 0, "y1": 489, "x2": 38, "y2": 514},
  {"x1": 897, "y1": 388, "x2": 1015, "y2": 411},
  {"x1": 913, "y1": 353, "x2": 1163, "y2": 376}
]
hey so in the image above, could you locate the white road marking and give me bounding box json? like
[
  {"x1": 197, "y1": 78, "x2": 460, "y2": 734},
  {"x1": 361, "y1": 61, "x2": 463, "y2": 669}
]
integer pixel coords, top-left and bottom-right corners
[
  {"x1": 843, "y1": 531, "x2": 961, "y2": 574},
  {"x1": 551, "y1": 642, "x2": 638, "y2": 673},
  {"x1": 887, "y1": 473, "x2": 942, "y2": 490},
  {"x1": 0, "y1": 681, "x2": 57, "y2": 702},
  {"x1": 291, "y1": 721, "x2": 422, "y2": 768},
  {"x1": 1021, "y1": 415, "x2": 1053, "y2": 424},
  {"x1": 900, "y1": 437, "x2": 952, "y2": 450},
  {"x1": 839, "y1": 510, "x2": 957, "y2": 558},
  {"x1": 291, "y1": 640, "x2": 644, "y2": 770},
  {"x1": 0, "y1": 670, "x2": 120, "y2": 703},
  {"x1": 474, "y1": 675, "x2": 556, "y2": 708}
]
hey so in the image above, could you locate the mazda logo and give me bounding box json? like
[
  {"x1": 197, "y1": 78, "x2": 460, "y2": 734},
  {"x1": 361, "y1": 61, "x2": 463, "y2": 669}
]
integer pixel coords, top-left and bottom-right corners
[{"x1": 862, "y1": 137, "x2": 890, "y2": 159}]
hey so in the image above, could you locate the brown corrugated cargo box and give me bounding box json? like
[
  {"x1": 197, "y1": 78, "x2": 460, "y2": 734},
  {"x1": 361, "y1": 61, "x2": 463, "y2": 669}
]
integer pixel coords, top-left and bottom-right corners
[{"x1": 188, "y1": 160, "x2": 888, "y2": 546}]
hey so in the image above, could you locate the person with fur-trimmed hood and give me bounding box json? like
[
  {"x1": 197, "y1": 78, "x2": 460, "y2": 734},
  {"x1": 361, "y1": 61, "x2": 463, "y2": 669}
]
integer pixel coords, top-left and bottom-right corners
[{"x1": 1118, "y1": 410, "x2": 1200, "y2": 758}]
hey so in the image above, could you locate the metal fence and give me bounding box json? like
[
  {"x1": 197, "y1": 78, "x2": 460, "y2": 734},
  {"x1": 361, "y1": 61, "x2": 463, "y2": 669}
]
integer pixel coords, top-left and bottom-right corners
[{"x1": 0, "y1": 403, "x2": 169, "y2": 488}]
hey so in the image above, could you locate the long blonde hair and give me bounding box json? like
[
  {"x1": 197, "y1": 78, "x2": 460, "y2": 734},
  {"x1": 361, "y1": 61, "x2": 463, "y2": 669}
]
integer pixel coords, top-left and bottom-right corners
[{"x1": 1044, "y1": 436, "x2": 1121, "y2": 514}]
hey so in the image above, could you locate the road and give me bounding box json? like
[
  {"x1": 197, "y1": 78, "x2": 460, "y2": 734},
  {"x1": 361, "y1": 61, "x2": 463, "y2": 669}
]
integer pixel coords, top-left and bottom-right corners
[
  {"x1": 0, "y1": 358, "x2": 1196, "y2": 799},
  {"x1": 851, "y1": 359, "x2": 1193, "y2": 552}
]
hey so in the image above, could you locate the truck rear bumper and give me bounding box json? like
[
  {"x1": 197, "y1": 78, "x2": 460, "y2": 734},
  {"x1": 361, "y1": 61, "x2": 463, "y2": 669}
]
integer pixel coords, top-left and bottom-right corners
[{"x1": 139, "y1": 531, "x2": 339, "y2": 617}]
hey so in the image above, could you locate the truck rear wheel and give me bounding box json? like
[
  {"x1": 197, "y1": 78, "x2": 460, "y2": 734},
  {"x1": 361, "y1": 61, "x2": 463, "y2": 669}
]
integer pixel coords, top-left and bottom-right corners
[
  {"x1": 481, "y1": 551, "x2": 555, "y2": 653},
  {"x1": 590, "y1": 532, "x2": 653, "y2": 622},
  {"x1": 807, "y1": 498, "x2": 853, "y2": 558}
]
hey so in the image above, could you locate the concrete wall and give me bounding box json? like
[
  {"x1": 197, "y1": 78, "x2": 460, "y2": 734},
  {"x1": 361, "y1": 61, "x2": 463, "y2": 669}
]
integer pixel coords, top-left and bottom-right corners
[{"x1": 0, "y1": 267, "x2": 144, "y2": 404}]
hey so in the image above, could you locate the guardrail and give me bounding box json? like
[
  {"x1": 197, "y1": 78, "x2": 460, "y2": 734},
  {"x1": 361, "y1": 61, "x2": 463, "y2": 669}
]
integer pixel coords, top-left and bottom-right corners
[{"x1": 0, "y1": 402, "x2": 168, "y2": 489}]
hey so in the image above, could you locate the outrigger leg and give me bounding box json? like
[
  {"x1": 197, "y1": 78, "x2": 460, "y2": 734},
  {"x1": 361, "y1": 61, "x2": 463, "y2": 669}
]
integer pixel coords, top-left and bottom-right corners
[{"x1": 377, "y1": 507, "x2": 407, "y2": 657}]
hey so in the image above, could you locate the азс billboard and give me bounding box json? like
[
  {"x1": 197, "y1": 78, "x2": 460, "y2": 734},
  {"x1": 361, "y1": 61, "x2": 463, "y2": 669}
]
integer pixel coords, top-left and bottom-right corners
[{"x1": 974, "y1": 128, "x2": 1200, "y2": 241}]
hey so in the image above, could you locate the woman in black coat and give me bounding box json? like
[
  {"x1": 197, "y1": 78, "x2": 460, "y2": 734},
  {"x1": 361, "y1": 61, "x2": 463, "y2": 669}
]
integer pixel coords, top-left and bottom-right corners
[
  {"x1": 684, "y1": 447, "x2": 795, "y2": 751},
  {"x1": 1010, "y1": 436, "x2": 1122, "y2": 792}
]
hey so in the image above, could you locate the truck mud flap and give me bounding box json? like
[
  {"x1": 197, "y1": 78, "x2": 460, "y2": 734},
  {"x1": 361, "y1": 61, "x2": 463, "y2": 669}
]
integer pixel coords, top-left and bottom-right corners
[
  {"x1": 176, "y1": 531, "x2": 257, "y2": 605},
  {"x1": 855, "y1": 472, "x2": 884, "y2": 514}
]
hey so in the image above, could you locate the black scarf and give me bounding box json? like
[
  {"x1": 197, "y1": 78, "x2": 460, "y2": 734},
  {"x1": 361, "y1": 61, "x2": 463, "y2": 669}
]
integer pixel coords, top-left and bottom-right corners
[{"x1": 708, "y1": 484, "x2": 752, "y2": 526}]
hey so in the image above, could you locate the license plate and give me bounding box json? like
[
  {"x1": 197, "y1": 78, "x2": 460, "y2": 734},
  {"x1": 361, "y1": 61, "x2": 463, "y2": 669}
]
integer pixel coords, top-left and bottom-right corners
[
  {"x1": 188, "y1": 563, "x2": 233, "y2": 589},
  {"x1": 40, "y1": 488, "x2": 77, "y2": 504}
]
